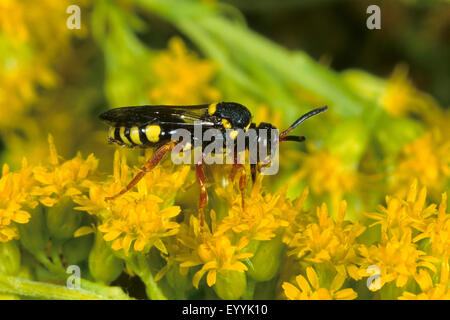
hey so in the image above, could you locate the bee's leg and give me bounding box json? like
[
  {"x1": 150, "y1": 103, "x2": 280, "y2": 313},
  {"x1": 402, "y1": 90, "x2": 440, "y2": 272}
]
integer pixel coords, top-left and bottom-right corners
[
  {"x1": 250, "y1": 163, "x2": 257, "y2": 185},
  {"x1": 230, "y1": 162, "x2": 239, "y2": 181},
  {"x1": 105, "y1": 141, "x2": 178, "y2": 201},
  {"x1": 195, "y1": 155, "x2": 208, "y2": 237},
  {"x1": 230, "y1": 163, "x2": 247, "y2": 211},
  {"x1": 238, "y1": 166, "x2": 246, "y2": 211}
]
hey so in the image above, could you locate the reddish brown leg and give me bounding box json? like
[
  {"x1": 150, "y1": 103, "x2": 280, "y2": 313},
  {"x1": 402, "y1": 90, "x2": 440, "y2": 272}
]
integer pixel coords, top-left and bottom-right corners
[
  {"x1": 230, "y1": 162, "x2": 239, "y2": 181},
  {"x1": 230, "y1": 163, "x2": 247, "y2": 211},
  {"x1": 105, "y1": 141, "x2": 177, "y2": 201},
  {"x1": 195, "y1": 156, "x2": 208, "y2": 237},
  {"x1": 250, "y1": 163, "x2": 257, "y2": 185},
  {"x1": 238, "y1": 167, "x2": 246, "y2": 211}
]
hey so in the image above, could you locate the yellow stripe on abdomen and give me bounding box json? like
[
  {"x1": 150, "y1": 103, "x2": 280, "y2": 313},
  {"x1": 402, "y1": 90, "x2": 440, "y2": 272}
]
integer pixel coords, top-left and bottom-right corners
[
  {"x1": 145, "y1": 125, "x2": 161, "y2": 142},
  {"x1": 129, "y1": 126, "x2": 142, "y2": 145},
  {"x1": 108, "y1": 127, "x2": 115, "y2": 141}
]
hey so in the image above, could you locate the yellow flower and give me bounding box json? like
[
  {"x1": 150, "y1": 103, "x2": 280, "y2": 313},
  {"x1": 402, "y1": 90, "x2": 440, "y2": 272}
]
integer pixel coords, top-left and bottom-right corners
[
  {"x1": 31, "y1": 135, "x2": 98, "y2": 207},
  {"x1": 74, "y1": 150, "x2": 187, "y2": 256},
  {"x1": 74, "y1": 151, "x2": 134, "y2": 215},
  {"x1": 292, "y1": 145, "x2": 357, "y2": 209},
  {"x1": 421, "y1": 104, "x2": 450, "y2": 141},
  {"x1": 286, "y1": 201, "x2": 365, "y2": 278},
  {"x1": 365, "y1": 179, "x2": 439, "y2": 241},
  {"x1": 380, "y1": 65, "x2": 450, "y2": 128},
  {"x1": 74, "y1": 150, "x2": 191, "y2": 215},
  {"x1": 413, "y1": 192, "x2": 449, "y2": 257},
  {"x1": 0, "y1": 0, "x2": 87, "y2": 126},
  {"x1": 0, "y1": 0, "x2": 28, "y2": 41},
  {"x1": 153, "y1": 240, "x2": 190, "y2": 283},
  {"x1": 282, "y1": 267, "x2": 357, "y2": 300},
  {"x1": 380, "y1": 65, "x2": 418, "y2": 117},
  {"x1": 137, "y1": 156, "x2": 191, "y2": 203},
  {"x1": 215, "y1": 179, "x2": 292, "y2": 241},
  {"x1": 393, "y1": 131, "x2": 450, "y2": 197},
  {"x1": 398, "y1": 258, "x2": 450, "y2": 300},
  {"x1": 279, "y1": 187, "x2": 310, "y2": 245},
  {"x1": 149, "y1": 37, "x2": 221, "y2": 104},
  {"x1": 176, "y1": 215, "x2": 253, "y2": 288},
  {"x1": 0, "y1": 34, "x2": 56, "y2": 126},
  {"x1": 0, "y1": 159, "x2": 37, "y2": 242},
  {"x1": 358, "y1": 229, "x2": 439, "y2": 288},
  {"x1": 98, "y1": 194, "x2": 181, "y2": 255}
]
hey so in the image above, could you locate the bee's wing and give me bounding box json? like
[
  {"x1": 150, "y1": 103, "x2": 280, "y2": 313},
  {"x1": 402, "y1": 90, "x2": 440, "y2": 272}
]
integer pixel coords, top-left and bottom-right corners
[{"x1": 98, "y1": 104, "x2": 213, "y2": 127}]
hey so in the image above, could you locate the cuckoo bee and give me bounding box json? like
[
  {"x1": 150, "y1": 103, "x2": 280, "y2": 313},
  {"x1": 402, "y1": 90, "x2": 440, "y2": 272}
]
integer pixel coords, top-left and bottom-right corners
[{"x1": 99, "y1": 102, "x2": 327, "y2": 229}]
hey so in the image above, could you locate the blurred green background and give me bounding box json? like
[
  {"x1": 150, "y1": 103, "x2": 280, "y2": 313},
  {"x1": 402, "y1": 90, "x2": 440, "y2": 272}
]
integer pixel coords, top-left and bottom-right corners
[
  {"x1": 1, "y1": 0, "x2": 449, "y2": 167},
  {"x1": 2, "y1": 0, "x2": 449, "y2": 217},
  {"x1": 223, "y1": 0, "x2": 450, "y2": 105},
  {"x1": 1, "y1": 0, "x2": 450, "y2": 300}
]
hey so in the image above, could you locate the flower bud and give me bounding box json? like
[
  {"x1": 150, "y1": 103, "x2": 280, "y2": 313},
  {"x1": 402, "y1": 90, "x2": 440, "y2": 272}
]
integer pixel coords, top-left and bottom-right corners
[
  {"x1": 46, "y1": 196, "x2": 81, "y2": 240},
  {"x1": 247, "y1": 236, "x2": 284, "y2": 282},
  {"x1": 0, "y1": 241, "x2": 21, "y2": 276},
  {"x1": 214, "y1": 270, "x2": 247, "y2": 300},
  {"x1": 18, "y1": 205, "x2": 49, "y2": 254},
  {"x1": 62, "y1": 234, "x2": 94, "y2": 265},
  {"x1": 89, "y1": 231, "x2": 124, "y2": 284}
]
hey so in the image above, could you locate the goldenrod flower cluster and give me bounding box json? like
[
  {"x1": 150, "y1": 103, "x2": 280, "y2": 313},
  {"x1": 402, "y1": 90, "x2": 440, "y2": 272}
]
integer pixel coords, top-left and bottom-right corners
[
  {"x1": 0, "y1": 132, "x2": 448, "y2": 299},
  {"x1": 0, "y1": 0, "x2": 449, "y2": 300}
]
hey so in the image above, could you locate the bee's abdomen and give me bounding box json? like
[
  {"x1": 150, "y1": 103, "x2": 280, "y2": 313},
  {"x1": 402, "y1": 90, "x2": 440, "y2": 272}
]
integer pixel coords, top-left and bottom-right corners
[{"x1": 108, "y1": 125, "x2": 163, "y2": 147}]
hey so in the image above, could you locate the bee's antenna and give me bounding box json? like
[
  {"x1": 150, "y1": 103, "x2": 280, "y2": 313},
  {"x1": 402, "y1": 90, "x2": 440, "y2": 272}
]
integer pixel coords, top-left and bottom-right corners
[
  {"x1": 282, "y1": 135, "x2": 306, "y2": 142},
  {"x1": 279, "y1": 106, "x2": 328, "y2": 141}
]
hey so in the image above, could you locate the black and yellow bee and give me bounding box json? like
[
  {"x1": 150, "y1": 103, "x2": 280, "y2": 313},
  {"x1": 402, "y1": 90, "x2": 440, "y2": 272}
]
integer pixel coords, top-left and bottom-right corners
[{"x1": 99, "y1": 102, "x2": 327, "y2": 229}]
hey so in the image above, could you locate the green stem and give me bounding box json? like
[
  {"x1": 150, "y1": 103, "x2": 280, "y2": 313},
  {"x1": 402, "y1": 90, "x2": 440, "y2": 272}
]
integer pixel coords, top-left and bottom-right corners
[
  {"x1": 379, "y1": 281, "x2": 403, "y2": 300},
  {"x1": 50, "y1": 239, "x2": 64, "y2": 269},
  {"x1": 79, "y1": 279, "x2": 132, "y2": 300},
  {"x1": 35, "y1": 251, "x2": 66, "y2": 275},
  {"x1": 33, "y1": 251, "x2": 132, "y2": 300},
  {"x1": 0, "y1": 274, "x2": 130, "y2": 300},
  {"x1": 128, "y1": 254, "x2": 167, "y2": 300},
  {"x1": 241, "y1": 278, "x2": 256, "y2": 300}
]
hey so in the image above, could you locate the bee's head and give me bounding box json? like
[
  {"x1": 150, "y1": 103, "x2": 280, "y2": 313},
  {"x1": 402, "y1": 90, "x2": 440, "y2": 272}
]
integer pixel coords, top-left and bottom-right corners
[
  {"x1": 256, "y1": 106, "x2": 328, "y2": 159},
  {"x1": 255, "y1": 122, "x2": 279, "y2": 158}
]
